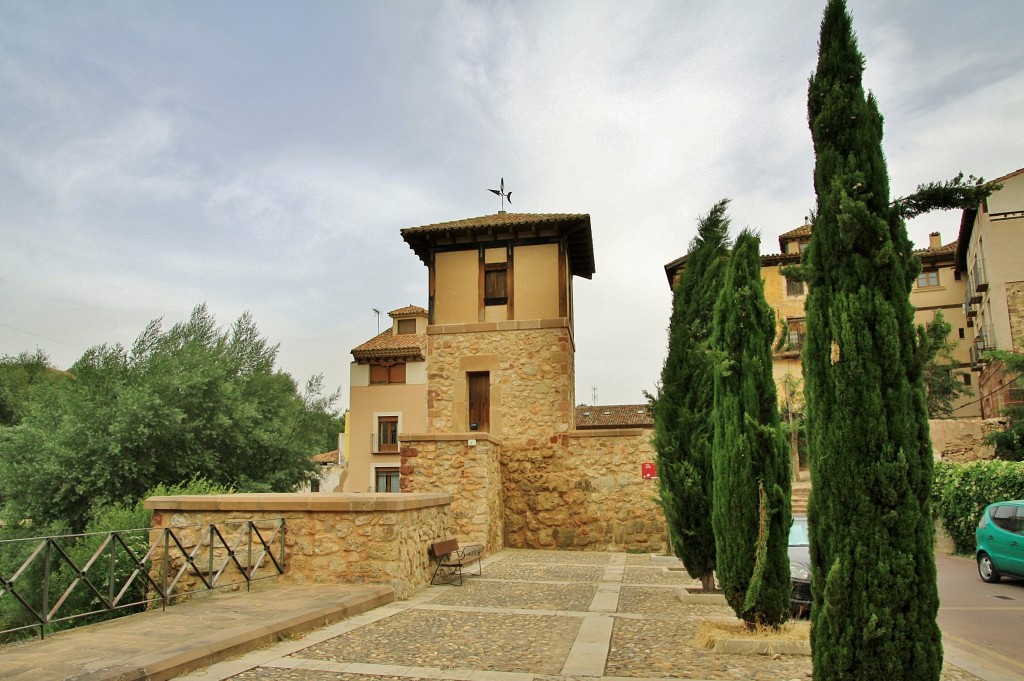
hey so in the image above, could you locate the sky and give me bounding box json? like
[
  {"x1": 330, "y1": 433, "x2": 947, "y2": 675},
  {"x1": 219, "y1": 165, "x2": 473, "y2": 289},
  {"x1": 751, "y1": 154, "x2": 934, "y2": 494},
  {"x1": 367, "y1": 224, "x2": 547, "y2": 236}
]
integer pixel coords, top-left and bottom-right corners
[{"x1": 2, "y1": 1, "x2": 1023, "y2": 412}]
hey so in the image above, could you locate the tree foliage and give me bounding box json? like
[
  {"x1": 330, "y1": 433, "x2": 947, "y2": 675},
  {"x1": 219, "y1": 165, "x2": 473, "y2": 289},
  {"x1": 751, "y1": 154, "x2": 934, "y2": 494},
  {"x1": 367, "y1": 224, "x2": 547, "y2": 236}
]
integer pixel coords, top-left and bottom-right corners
[
  {"x1": 803, "y1": 2, "x2": 941, "y2": 677},
  {"x1": 0, "y1": 305, "x2": 336, "y2": 533},
  {"x1": 0, "y1": 350, "x2": 60, "y2": 427},
  {"x1": 711, "y1": 229, "x2": 792, "y2": 626},
  {"x1": 985, "y1": 350, "x2": 1024, "y2": 460},
  {"x1": 892, "y1": 172, "x2": 999, "y2": 220},
  {"x1": 650, "y1": 200, "x2": 731, "y2": 590},
  {"x1": 920, "y1": 310, "x2": 973, "y2": 418}
]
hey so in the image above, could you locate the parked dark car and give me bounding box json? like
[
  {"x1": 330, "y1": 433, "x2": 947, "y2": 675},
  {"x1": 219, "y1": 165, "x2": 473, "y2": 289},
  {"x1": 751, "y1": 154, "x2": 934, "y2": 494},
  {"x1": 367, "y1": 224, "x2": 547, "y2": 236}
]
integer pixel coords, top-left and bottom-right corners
[
  {"x1": 789, "y1": 515, "x2": 811, "y2": 617},
  {"x1": 976, "y1": 500, "x2": 1024, "y2": 583}
]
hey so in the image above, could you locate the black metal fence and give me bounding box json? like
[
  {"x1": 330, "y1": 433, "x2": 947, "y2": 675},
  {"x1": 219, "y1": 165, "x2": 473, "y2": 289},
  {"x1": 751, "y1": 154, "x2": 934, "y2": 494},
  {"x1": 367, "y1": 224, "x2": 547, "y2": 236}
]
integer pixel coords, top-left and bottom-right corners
[{"x1": 0, "y1": 518, "x2": 286, "y2": 640}]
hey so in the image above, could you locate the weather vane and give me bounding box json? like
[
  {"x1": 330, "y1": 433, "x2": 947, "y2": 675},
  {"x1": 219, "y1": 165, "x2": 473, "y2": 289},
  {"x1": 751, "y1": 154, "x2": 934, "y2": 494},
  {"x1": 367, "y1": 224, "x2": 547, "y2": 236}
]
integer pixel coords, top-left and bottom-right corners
[{"x1": 488, "y1": 177, "x2": 511, "y2": 212}]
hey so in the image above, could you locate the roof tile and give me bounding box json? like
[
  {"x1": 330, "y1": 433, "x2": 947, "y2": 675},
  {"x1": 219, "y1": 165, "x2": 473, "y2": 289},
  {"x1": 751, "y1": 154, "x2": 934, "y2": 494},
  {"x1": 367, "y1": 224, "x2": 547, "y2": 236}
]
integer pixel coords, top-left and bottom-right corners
[
  {"x1": 351, "y1": 329, "x2": 427, "y2": 361},
  {"x1": 576, "y1": 404, "x2": 653, "y2": 429}
]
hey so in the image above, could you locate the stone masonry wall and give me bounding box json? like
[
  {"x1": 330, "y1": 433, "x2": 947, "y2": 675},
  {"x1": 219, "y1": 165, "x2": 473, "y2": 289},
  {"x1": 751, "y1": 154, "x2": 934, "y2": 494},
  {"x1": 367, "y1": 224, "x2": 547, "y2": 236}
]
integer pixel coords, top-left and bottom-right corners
[
  {"x1": 144, "y1": 493, "x2": 451, "y2": 600},
  {"x1": 929, "y1": 417, "x2": 1003, "y2": 462},
  {"x1": 504, "y1": 428, "x2": 668, "y2": 553},
  {"x1": 1007, "y1": 281, "x2": 1024, "y2": 351},
  {"x1": 400, "y1": 434, "x2": 504, "y2": 553},
  {"x1": 426, "y1": 322, "x2": 574, "y2": 439}
]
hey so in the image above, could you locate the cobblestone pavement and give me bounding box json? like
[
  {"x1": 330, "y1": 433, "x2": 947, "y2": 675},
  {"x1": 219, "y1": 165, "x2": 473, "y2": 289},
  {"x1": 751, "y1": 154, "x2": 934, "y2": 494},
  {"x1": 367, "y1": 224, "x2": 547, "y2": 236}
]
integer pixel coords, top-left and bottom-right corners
[{"x1": 181, "y1": 549, "x2": 983, "y2": 681}]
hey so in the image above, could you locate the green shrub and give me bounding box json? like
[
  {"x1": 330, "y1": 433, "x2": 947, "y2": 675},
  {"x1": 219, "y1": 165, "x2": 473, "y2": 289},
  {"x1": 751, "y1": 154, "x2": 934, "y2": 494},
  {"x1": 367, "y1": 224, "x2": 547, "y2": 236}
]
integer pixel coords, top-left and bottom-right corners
[{"x1": 933, "y1": 460, "x2": 1024, "y2": 554}]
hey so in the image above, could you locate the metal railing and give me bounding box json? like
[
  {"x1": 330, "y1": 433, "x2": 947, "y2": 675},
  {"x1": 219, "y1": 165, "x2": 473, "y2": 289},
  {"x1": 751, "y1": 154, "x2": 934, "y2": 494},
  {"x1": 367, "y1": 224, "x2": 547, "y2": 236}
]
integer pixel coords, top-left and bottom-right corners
[{"x1": 0, "y1": 518, "x2": 286, "y2": 640}]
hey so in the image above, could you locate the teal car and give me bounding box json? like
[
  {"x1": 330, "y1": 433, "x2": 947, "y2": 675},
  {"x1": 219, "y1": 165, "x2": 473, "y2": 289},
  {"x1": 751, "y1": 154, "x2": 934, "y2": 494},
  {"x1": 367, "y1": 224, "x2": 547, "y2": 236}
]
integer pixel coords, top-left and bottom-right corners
[{"x1": 976, "y1": 500, "x2": 1024, "y2": 583}]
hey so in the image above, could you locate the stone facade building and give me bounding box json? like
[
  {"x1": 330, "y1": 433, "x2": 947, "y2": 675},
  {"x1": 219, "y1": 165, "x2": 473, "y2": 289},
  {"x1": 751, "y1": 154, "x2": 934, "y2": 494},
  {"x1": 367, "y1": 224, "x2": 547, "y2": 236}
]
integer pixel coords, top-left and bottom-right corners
[{"x1": 345, "y1": 212, "x2": 666, "y2": 554}]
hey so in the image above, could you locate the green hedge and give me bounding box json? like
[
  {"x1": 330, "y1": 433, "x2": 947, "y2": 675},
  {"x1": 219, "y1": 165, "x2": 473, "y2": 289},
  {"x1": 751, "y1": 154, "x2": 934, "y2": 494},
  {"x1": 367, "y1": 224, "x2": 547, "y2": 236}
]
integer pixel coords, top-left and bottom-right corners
[{"x1": 933, "y1": 460, "x2": 1024, "y2": 554}]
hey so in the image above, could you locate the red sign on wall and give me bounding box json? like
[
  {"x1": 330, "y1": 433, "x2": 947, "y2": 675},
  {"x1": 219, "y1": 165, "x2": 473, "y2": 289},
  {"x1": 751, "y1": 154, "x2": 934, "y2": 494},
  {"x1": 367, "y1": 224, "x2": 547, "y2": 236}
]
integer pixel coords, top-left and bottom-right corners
[{"x1": 641, "y1": 462, "x2": 657, "y2": 479}]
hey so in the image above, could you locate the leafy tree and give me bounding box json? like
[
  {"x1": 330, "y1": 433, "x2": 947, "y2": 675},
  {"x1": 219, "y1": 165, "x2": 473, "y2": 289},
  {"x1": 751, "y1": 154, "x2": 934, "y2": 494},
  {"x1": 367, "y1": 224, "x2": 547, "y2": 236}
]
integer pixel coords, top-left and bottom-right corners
[
  {"x1": 803, "y1": 1, "x2": 941, "y2": 677},
  {"x1": 920, "y1": 310, "x2": 973, "y2": 418},
  {"x1": 650, "y1": 200, "x2": 731, "y2": 591},
  {"x1": 0, "y1": 350, "x2": 61, "y2": 427},
  {"x1": 986, "y1": 350, "x2": 1024, "y2": 460},
  {"x1": 0, "y1": 305, "x2": 335, "y2": 533},
  {"x1": 711, "y1": 229, "x2": 792, "y2": 626}
]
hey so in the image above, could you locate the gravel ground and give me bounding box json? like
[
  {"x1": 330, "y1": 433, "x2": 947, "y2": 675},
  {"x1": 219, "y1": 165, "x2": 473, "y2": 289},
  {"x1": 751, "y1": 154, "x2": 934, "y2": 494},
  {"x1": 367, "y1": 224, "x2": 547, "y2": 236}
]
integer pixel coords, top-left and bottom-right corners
[
  {"x1": 290, "y1": 608, "x2": 582, "y2": 675},
  {"x1": 219, "y1": 548, "x2": 983, "y2": 681}
]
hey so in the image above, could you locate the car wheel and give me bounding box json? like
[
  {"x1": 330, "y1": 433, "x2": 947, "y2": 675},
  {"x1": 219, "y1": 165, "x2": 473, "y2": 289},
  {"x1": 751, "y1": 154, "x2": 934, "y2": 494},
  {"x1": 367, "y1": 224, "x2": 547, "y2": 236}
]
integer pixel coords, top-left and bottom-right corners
[{"x1": 978, "y1": 552, "x2": 1002, "y2": 583}]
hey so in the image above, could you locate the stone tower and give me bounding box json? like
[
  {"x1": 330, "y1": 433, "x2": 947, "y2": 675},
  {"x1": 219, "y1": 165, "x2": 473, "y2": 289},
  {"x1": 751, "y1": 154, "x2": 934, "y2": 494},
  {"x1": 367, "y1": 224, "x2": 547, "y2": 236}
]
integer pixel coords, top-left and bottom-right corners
[{"x1": 401, "y1": 213, "x2": 595, "y2": 439}]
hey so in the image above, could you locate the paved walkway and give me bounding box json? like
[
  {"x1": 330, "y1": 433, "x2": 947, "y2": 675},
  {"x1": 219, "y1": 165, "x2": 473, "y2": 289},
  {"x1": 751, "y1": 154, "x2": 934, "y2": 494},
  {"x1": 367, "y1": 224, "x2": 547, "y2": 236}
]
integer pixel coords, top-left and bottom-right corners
[{"x1": 0, "y1": 550, "x2": 992, "y2": 681}]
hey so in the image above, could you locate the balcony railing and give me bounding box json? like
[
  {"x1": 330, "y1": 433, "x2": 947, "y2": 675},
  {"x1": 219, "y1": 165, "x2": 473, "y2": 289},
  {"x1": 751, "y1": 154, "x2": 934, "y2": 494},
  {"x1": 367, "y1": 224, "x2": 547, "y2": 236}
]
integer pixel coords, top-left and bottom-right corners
[
  {"x1": 0, "y1": 518, "x2": 286, "y2": 640},
  {"x1": 973, "y1": 259, "x2": 988, "y2": 293},
  {"x1": 371, "y1": 434, "x2": 399, "y2": 453}
]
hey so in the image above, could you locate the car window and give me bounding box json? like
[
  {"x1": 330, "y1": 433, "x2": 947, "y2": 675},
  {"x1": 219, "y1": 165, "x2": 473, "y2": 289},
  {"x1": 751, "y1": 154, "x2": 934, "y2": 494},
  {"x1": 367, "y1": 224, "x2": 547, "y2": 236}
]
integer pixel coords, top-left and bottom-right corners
[
  {"x1": 789, "y1": 518, "x2": 809, "y2": 546},
  {"x1": 991, "y1": 504, "x2": 1016, "y2": 532},
  {"x1": 1015, "y1": 506, "x2": 1024, "y2": 536}
]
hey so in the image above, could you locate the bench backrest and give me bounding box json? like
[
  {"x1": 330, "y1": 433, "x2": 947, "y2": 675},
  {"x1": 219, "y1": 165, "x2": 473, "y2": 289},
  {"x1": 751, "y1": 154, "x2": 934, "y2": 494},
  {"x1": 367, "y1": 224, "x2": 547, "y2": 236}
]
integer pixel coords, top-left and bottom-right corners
[{"x1": 430, "y1": 538, "x2": 459, "y2": 559}]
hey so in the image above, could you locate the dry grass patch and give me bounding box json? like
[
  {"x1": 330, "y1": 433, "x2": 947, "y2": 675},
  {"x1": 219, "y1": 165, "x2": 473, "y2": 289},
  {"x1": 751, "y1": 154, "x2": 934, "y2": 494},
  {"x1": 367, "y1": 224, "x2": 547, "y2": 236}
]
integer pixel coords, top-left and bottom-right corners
[{"x1": 695, "y1": 617, "x2": 810, "y2": 649}]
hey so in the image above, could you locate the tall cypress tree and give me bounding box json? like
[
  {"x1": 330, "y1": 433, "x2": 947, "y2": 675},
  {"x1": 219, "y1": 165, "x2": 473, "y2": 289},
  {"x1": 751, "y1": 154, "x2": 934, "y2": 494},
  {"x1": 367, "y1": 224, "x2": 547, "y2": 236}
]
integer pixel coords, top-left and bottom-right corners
[
  {"x1": 651, "y1": 200, "x2": 731, "y2": 590},
  {"x1": 711, "y1": 229, "x2": 792, "y2": 626},
  {"x1": 804, "y1": 1, "x2": 941, "y2": 678}
]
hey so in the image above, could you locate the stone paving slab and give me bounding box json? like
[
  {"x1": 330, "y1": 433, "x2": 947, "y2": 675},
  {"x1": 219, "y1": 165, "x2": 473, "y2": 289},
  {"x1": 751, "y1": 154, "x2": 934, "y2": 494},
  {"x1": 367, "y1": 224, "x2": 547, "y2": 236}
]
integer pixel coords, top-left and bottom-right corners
[
  {"x1": 478, "y1": 562, "x2": 606, "y2": 583},
  {"x1": 430, "y1": 580, "x2": 597, "y2": 612},
  {"x1": 0, "y1": 584, "x2": 393, "y2": 681}
]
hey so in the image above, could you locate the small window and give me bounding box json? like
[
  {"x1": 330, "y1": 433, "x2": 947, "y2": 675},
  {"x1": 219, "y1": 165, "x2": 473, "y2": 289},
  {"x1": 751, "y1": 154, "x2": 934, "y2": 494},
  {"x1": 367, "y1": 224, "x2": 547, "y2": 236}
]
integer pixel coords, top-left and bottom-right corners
[
  {"x1": 786, "y1": 318, "x2": 806, "y2": 351},
  {"x1": 917, "y1": 271, "x2": 939, "y2": 288},
  {"x1": 786, "y1": 277, "x2": 805, "y2": 297},
  {"x1": 375, "y1": 466, "x2": 400, "y2": 493},
  {"x1": 369, "y1": 362, "x2": 406, "y2": 384},
  {"x1": 963, "y1": 373, "x2": 972, "y2": 387},
  {"x1": 376, "y1": 416, "x2": 399, "y2": 453},
  {"x1": 396, "y1": 319, "x2": 416, "y2": 335},
  {"x1": 954, "y1": 270, "x2": 962, "y2": 281},
  {"x1": 310, "y1": 479, "x2": 320, "y2": 493},
  {"x1": 484, "y1": 263, "x2": 508, "y2": 306},
  {"x1": 958, "y1": 328, "x2": 965, "y2": 339}
]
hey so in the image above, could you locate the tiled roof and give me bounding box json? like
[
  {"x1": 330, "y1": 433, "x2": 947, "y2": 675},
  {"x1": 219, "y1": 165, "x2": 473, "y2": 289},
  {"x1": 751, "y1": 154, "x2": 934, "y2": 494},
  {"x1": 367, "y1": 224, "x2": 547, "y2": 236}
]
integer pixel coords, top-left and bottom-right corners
[
  {"x1": 313, "y1": 450, "x2": 341, "y2": 464},
  {"x1": 389, "y1": 305, "x2": 427, "y2": 317},
  {"x1": 576, "y1": 404, "x2": 653, "y2": 429},
  {"x1": 401, "y1": 212, "x2": 596, "y2": 280},
  {"x1": 779, "y1": 223, "x2": 812, "y2": 240},
  {"x1": 351, "y1": 329, "x2": 426, "y2": 361},
  {"x1": 913, "y1": 240, "x2": 958, "y2": 257}
]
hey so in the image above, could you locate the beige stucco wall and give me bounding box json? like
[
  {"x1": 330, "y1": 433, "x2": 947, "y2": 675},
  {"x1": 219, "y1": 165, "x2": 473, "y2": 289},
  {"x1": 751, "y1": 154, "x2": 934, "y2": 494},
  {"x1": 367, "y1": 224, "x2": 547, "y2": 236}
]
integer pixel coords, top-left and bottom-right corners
[
  {"x1": 434, "y1": 250, "x2": 478, "y2": 325},
  {"x1": 346, "y1": 374, "x2": 427, "y2": 492},
  {"x1": 514, "y1": 243, "x2": 560, "y2": 320},
  {"x1": 144, "y1": 493, "x2": 452, "y2": 600}
]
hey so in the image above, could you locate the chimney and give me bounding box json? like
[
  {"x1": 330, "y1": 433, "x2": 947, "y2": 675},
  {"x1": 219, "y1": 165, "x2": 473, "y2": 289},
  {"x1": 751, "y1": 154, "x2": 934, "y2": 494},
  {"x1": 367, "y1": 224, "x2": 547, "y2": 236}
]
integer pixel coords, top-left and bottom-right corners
[{"x1": 929, "y1": 232, "x2": 942, "y2": 250}]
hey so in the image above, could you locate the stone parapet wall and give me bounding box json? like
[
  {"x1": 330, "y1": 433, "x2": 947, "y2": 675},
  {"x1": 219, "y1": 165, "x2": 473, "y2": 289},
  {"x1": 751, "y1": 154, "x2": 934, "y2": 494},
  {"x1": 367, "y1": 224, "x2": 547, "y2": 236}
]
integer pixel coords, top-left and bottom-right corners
[
  {"x1": 400, "y1": 434, "x2": 504, "y2": 552},
  {"x1": 929, "y1": 418, "x2": 1004, "y2": 462},
  {"x1": 144, "y1": 493, "x2": 451, "y2": 600},
  {"x1": 503, "y1": 428, "x2": 668, "y2": 552},
  {"x1": 1007, "y1": 281, "x2": 1024, "y2": 351}
]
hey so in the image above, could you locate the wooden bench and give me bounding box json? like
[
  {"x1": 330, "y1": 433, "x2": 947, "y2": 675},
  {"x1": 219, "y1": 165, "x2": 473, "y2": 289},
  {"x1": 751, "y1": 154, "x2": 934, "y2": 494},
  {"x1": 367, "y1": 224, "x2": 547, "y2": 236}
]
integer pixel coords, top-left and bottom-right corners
[{"x1": 429, "y1": 539, "x2": 483, "y2": 585}]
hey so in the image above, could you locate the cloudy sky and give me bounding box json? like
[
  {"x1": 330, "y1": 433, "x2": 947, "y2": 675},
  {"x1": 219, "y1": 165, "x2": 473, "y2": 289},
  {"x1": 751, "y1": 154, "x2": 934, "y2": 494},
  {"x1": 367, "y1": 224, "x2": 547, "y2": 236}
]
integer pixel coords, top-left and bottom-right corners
[{"x1": 2, "y1": 1, "x2": 1023, "y2": 411}]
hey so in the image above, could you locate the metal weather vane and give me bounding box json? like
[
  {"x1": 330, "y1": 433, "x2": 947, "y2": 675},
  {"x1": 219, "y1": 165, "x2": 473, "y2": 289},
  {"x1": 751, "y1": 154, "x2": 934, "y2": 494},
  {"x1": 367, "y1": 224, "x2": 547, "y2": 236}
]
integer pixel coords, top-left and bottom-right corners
[{"x1": 488, "y1": 177, "x2": 511, "y2": 212}]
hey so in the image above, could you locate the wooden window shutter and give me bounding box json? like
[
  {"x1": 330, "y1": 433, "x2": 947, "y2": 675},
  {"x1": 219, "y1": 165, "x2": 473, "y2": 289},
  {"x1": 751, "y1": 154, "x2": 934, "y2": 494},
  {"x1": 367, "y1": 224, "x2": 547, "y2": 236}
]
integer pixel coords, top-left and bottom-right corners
[
  {"x1": 389, "y1": 363, "x2": 406, "y2": 384},
  {"x1": 369, "y1": 364, "x2": 388, "y2": 384},
  {"x1": 468, "y1": 372, "x2": 490, "y2": 432}
]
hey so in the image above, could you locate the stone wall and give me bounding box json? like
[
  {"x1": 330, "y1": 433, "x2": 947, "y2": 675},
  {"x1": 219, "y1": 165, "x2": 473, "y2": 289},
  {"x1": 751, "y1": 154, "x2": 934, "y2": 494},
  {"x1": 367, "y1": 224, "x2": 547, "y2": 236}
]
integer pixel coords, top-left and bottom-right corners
[
  {"x1": 929, "y1": 418, "x2": 1004, "y2": 462},
  {"x1": 400, "y1": 434, "x2": 504, "y2": 553},
  {"x1": 504, "y1": 428, "x2": 668, "y2": 552},
  {"x1": 1008, "y1": 281, "x2": 1024, "y2": 351},
  {"x1": 144, "y1": 493, "x2": 451, "y2": 600}
]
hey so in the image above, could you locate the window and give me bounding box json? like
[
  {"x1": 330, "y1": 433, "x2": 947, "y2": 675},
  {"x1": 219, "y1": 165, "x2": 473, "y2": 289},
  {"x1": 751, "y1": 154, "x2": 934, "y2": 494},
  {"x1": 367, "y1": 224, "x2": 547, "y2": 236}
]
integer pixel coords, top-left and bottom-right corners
[
  {"x1": 785, "y1": 276, "x2": 805, "y2": 297},
  {"x1": 369, "y1": 362, "x2": 406, "y2": 384},
  {"x1": 786, "y1": 318, "x2": 806, "y2": 351},
  {"x1": 310, "y1": 479, "x2": 320, "y2": 493},
  {"x1": 375, "y1": 466, "x2": 400, "y2": 493},
  {"x1": 484, "y1": 263, "x2": 508, "y2": 305},
  {"x1": 376, "y1": 415, "x2": 399, "y2": 453},
  {"x1": 917, "y1": 270, "x2": 939, "y2": 288},
  {"x1": 468, "y1": 372, "x2": 490, "y2": 432},
  {"x1": 991, "y1": 504, "x2": 1017, "y2": 532},
  {"x1": 396, "y1": 319, "x2": 416, "y2": 335},
  {"x1": 963, "y1": 373, "x2": 972, "y2": 387},
  {"x1": 958, "y1": 327, "x2": 965, "y2": 339}
]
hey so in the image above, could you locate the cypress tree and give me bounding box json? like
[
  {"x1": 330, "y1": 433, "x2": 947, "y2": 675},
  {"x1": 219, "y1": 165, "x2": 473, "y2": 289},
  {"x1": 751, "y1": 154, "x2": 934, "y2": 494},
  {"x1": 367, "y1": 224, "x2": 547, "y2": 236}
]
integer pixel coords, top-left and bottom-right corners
[
  {"x1": 804, "y1": 1, "x2": 941, "y2": 677},
  {"x1": 651, "y1": 200, "x2": 731, "y2": 590},
  {"x1": 711, "y1": 229, "x2": 792, "y2": 626}
]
